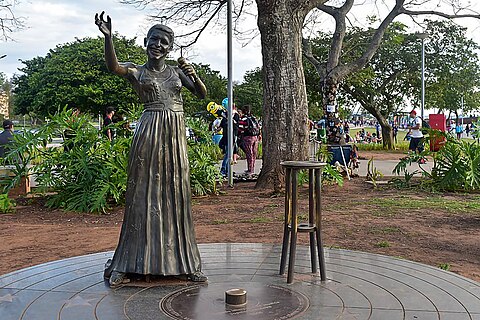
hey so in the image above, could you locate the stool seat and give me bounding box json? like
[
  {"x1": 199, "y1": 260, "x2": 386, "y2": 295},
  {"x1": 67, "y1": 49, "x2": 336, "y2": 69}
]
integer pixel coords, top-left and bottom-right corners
[
  {"x1": 280, "y1": 160, "x2": 325, "y2": 169},
  {"x1": 279, "y1": 161, "x2": 327, "y2": 284}
]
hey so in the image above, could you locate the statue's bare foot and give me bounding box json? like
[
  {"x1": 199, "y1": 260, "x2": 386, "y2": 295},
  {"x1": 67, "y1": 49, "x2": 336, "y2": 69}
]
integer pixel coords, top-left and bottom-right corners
[
  {"x1": 188, "y1": 271, "x2": 208, "y2": 282},
  {"x1": 109, "y1": 271, "x2": 130, "y2": 288}
]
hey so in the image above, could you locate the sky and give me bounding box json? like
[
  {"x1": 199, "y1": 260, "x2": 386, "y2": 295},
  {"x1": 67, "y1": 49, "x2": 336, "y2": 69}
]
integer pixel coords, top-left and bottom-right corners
[
  {"x1": 1, "y1": 0, "x2": 480, "y2": 84},
  {"x1": 0, "y1": 0, "x2": 263, "y2": 81}
]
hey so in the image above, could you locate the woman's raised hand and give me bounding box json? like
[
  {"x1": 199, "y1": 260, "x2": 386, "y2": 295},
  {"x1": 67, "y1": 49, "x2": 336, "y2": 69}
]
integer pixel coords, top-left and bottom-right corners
[{"x1": 95, "y1": 11, "x2": 112, "y2": 37}]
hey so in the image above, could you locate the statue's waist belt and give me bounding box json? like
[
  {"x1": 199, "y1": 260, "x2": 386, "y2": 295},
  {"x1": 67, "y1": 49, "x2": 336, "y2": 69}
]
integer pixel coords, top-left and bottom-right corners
[{"x1": 143, "y1": 101, "x2": 183, "y2": 112}]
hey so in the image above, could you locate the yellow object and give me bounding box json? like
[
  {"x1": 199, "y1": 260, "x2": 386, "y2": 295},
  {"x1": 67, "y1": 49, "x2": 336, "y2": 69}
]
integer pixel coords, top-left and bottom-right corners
[{"x1": 207, "y1": 101, "x2": 226, "y2": 118}]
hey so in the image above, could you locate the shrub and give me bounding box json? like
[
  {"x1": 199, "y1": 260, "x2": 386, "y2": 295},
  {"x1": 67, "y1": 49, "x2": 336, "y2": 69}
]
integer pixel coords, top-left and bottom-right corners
[
  {"x1": 3, "y1": 109, "x2": 222, "y2": 212},
  {"x1": 186, "y1": 118, "x2": 222, "y2": 196},
  {"x1": 431, "y1": 139, "x2": 480, "y2": 191},
  {"x1": 393, "y1": 132, "x2": 480, "y2": 192},
  {"x1": 0, "y1": 193, "x2": 15, "y2": 213}
]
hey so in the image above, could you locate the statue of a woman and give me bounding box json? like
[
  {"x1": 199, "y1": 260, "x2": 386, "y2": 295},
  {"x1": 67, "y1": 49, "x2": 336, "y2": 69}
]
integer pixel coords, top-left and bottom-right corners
[{"x1": 95, "y1": 12, "x2": 207, "y2": 287}]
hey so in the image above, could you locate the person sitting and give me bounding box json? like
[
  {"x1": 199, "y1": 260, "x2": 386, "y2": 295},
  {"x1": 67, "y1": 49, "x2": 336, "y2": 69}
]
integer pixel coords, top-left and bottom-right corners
[
  {"x1": 365, "y1": 132, "x2": 372, "y2": 143},
  {"x1": 0, "y1": 119, "x2": 15, "y2": 160},
  {"x1": 355, "y1": 131, "x2": 362, "y2": 142}
]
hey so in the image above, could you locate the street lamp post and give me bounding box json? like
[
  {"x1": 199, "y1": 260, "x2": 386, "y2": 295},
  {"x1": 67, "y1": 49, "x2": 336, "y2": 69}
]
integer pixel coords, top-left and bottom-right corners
[{"x1": 416, "y1": 32, "x2": 428, "y2": 119}]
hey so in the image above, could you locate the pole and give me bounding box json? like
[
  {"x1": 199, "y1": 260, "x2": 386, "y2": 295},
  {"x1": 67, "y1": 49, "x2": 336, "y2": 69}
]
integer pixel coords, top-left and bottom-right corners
[
  {"x1": 227, "y1": 0, "x2": 234, "y2": 186},
  {"x1": 421, "y1": 37, "x2": 425, "y2": 120}
]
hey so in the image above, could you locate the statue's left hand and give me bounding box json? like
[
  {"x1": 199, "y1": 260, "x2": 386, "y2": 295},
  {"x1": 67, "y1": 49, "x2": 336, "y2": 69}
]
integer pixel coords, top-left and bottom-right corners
[{"x1": 178, "y1": 57, "x2": 197, "y2": 80}]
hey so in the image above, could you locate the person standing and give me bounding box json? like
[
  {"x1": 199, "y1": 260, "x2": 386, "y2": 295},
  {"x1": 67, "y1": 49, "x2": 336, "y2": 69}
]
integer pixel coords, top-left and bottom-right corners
[
  {"x1": 103, "y1": 106, "x2": 115, "y2": 141},
  {"x1": 239, "y1": 105, "x2": 259, "y2": 175},
  {"x1": 96, "y1": 12, "x2": 207, "y2": 287},
  {"x1": 393, "y1": 125, "x2": 399, "y2": 144},
  {"x1": 219, "y1": 106, "x2": 239, "y2": 176},
  {"x1": 455, "y1": 123, "x2": 463, "y2": 140},
  {"x1": 407, "y1": 109, "x2": 424, "y2": 156},
  {"x1": 375, "y1": 122, "x2": 381, "y2": 139},
  {"x1": 0, "y1": 119, "x2": 14, "y2": 159},
  {"x1": 465, "y1": 123, "x2": 471, "y2": 137}
]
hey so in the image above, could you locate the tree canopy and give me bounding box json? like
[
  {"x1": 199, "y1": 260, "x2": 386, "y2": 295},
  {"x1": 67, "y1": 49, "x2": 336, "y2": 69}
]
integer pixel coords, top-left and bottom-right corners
[
  {"x1": 13, "y1": 35, "x2": 146, "y2": 118},
  {"x1": 305, "y1": 19, "x2": 480, "y2": 147},
  {"x1": 12, "y1": 35, "x2": 227, "y2": 119},
  {"x1": 424, "y1": 20, "x2": 480, "y2": 117},
  {"x1": 233, "y1": 68, "x2": 263, "y2": 117}
]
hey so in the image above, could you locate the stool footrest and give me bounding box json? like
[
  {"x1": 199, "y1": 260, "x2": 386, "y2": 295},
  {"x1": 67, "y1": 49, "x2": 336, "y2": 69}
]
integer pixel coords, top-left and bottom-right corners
[{"x1": 287, "y1": 222, "x2": 316, "y2": 232}]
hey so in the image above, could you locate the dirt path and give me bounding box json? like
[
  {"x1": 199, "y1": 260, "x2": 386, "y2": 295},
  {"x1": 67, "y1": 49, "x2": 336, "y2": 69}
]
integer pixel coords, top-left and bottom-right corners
[{"x1": 1, "y1": 179, "x2": 479, "y2": 282}]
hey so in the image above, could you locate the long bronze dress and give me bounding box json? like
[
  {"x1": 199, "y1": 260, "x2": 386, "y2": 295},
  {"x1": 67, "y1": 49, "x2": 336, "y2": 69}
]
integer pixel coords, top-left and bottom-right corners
[{"x1": 105, "y1": 63, "x2": 202, "y2": 277}]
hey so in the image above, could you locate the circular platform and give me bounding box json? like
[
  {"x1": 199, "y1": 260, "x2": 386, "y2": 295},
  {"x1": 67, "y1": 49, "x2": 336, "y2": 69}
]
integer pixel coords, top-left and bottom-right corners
[{"x1": 0, "y1": 243, "x2": 479, "y2": 320}]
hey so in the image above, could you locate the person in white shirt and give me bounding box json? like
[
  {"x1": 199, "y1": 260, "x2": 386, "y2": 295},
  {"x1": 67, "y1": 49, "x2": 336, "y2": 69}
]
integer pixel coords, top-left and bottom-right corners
[{"x1": 407, "y1": 109, "x2": 424, "y2": 154}]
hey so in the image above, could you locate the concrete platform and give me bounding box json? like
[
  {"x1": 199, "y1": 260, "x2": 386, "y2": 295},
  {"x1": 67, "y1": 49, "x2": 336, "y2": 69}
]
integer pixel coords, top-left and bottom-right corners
[{"x1": 0, "y1": 243, "x2": 479, "y2": 319}]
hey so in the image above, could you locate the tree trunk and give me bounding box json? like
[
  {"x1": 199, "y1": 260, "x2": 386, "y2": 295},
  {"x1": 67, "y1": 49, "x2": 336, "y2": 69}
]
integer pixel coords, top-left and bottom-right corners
[
  {"x1": 322, "y1": 76, "x2": 343, "y2": 144},
  {"x1": 381, "y1": 123, "x2": 393, "y2": 149},
  {"x1": 255, "y1": 2, "x2": 309, "y2": 192},
  {"x1": 364, "y1": 105, "x2": 394, "y2": 149}
]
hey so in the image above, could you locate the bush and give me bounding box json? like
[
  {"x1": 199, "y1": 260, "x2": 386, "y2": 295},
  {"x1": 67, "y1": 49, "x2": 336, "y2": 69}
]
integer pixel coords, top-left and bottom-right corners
[
  {"x1": 431, "y1": 139, "x2": 480, "y2": 191},
  {"x1": 3, "y1": 109, "x2": 222, "y2": 212},
  {"x1": 186, "y1": 117, "x2": 222, "y2": 196},
  {"x1": 393, "y1": 131, "x2": 480, "y2": 192}
]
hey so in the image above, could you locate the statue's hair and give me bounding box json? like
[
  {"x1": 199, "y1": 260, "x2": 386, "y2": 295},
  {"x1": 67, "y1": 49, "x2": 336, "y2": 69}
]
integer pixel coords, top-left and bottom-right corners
[{"x1": 147, "y1": 24, "x2": 174, "y2": 45}]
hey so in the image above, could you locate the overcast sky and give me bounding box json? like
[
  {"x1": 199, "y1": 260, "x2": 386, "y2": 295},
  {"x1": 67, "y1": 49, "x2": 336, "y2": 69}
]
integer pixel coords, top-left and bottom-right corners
[
  {"x1": 1, "y1": 0, "x2": 480, "y2": 82},
  {"x1": 0, "y1": 0, "x2": 263, "y2": 81}
]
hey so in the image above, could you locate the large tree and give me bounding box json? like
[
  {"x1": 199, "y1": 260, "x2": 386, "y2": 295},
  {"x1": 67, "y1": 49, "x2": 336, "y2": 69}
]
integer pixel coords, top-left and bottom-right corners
[
  {"x1": 303, "y1": 0, "x2": 480, "y2": 144},
  {"x1": 12, "y1": 35, "x2": 227, "y2": 119},
  {"x1": 423, "y1": 20, "x2": 480, "y2": 121},
  {"x1": 307, "y1": 20, "x2": 480, "y2": 148},
  {"x1": 306, "y1": 23, "x2": 420, "y2": 148},
  {"x1": 121, "y1": 0, "x2": 480, "y2": 191},
  {"x1": 13, "y1": 36, "x2": 146, "y2": 118}
]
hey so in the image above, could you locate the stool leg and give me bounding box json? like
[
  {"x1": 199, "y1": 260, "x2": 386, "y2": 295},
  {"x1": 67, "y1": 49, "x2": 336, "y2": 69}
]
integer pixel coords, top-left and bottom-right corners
[
  {"x1": 309, "y1": 169, "x2": 318, "y2": 273},
  {"x1": 315, "y1": 168, "x2": 327, "y2": 281},
  {"x1": 287, "y1": 169, "x2": 298, "y2": 284},
  {"x1": 279, "y1": 167, "x2": 292, "y2": 275}
]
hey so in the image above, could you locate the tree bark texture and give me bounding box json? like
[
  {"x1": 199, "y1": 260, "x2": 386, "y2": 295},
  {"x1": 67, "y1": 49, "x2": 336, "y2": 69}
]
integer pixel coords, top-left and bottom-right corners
[
  {"x1": 381, "y1": 124, "x2": 393, "y2": 149},
  {"x1": 255, "y1": 1, "x2": 309, "y2": 191}
]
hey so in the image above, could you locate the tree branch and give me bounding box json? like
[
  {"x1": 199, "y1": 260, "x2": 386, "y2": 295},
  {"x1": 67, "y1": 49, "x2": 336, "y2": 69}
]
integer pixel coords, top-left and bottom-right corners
[
  {"x1": 1, "y1": 1, "x2": 25, "y2": 41},
  {"x1": 302, "y1": 38, "x2": 326, "y2": 79},
  {"x1": 400, "y1": 9, "x2": 480, "y2": 20},
  {"x1": 378, "y1": 69, "x2": 403, "y2": 92},
  {"x1": 324, "y1": 0, "x2": 354, "y2": 72},
  {"x1": 334, "y1": 0, "x2": 405, "y2": 79}
]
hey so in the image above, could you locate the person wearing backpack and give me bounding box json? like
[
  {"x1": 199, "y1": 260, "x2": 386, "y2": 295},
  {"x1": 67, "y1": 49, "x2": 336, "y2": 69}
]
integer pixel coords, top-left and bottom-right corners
[
  {"x1": 239, "y1": 105, "x2": 260, "y2": 176},
  {"x1": 407, "y1": 109, "x2": 426, "y2": 163}
]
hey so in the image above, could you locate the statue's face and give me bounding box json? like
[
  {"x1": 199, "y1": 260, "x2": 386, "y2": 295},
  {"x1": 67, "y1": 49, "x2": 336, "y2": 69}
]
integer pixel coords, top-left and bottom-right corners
[{"x1": 145, "y1": 29, "x2": 172, "y2": 60}]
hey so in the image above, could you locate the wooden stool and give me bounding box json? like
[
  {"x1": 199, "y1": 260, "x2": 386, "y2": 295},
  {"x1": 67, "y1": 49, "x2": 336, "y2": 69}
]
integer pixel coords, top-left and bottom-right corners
[{"x1": 279, "y1": 161, "x2": 327, "y2": 284}]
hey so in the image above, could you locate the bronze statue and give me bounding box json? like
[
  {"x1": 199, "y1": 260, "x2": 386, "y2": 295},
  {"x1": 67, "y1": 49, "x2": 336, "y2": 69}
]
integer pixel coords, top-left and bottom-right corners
[{"x1": 95, "y1": 12, "x2": 207, "y2": 287}]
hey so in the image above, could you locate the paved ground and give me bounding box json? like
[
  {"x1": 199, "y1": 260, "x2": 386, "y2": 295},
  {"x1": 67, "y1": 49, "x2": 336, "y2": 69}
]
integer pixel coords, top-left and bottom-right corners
[
  {"x1": 1, "y1": 243, "x2": 479, "y2": 320},
  {"x1": 227, "y1": 159, "x2": 432, "y2": 178}
]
